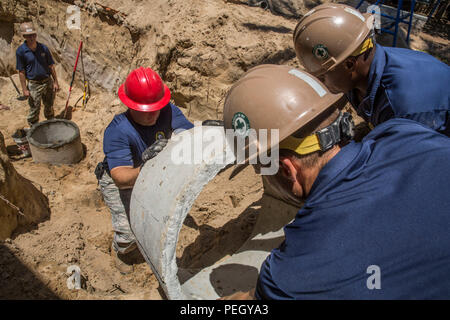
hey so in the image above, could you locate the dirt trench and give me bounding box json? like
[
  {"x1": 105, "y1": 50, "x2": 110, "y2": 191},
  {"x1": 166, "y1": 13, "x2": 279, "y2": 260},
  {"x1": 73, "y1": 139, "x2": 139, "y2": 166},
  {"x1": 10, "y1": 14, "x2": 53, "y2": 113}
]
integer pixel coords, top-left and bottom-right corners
[
  {"x1": 0, "y1": 0, "x2": 304, "y2": 300},
  {"x1": 0, "y1": 0, "x2": 448, "y2": 300}
]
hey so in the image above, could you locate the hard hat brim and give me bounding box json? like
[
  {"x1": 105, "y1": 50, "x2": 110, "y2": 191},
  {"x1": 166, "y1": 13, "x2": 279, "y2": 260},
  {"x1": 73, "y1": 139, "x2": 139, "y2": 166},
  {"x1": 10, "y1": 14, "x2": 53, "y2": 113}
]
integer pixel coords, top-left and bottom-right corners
[
  {"x1": 224, "y1": 64, "x2": 344, "y2": 179},
  {"x1": 118, "y1": 83, "x2": 171, "y2": 112}
]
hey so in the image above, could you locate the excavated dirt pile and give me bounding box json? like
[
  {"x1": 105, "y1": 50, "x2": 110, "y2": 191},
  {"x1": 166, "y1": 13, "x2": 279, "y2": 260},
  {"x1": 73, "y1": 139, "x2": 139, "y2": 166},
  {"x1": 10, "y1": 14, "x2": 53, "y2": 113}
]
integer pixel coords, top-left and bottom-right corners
[
  {"x1": 0, "y1": 131, "x2": 49, "y2": 239},
  {"x1": 0, "y1": 0, "x2": 448, "y2": 299}
]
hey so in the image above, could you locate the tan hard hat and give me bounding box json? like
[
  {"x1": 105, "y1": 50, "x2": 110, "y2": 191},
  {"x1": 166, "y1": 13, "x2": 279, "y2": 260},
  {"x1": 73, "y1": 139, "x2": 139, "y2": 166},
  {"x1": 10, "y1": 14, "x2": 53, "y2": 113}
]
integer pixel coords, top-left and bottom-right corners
[
  {"x1": 20, "y1": 22, "x2": 37, "y2": 36},
  {"x1": 223, "y1": 64, "x2": 343, "y2": 165},
  {"x1": 293, "y1": 3, "x2": 375, "y2": 76}
]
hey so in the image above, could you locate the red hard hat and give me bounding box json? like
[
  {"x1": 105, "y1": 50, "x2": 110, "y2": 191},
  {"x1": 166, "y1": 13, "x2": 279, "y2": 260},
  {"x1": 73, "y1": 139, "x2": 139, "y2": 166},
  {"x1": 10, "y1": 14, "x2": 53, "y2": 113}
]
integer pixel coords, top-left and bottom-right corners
[{"x1": 118, "y1": 67, "x2": 171, "y2": 112}]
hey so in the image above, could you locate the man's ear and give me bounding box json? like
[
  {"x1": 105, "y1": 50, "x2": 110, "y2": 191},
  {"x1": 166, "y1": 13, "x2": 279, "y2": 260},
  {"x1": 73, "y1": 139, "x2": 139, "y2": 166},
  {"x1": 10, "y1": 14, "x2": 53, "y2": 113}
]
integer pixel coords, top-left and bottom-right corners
[
  {"x1": 280, "y1": 156, "x2": 298, "y2": 183},
  {"x1": 344, "y1": 57, "x2": 357, "y2": 72}
]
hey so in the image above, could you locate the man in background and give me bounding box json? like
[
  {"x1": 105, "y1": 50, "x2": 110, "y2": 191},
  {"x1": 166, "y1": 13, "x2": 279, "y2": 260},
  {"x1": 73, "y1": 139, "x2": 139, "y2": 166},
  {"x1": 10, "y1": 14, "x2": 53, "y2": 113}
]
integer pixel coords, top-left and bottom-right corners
[{"x1": 16, "y1": 22, "x2": 60, "y2": 127}]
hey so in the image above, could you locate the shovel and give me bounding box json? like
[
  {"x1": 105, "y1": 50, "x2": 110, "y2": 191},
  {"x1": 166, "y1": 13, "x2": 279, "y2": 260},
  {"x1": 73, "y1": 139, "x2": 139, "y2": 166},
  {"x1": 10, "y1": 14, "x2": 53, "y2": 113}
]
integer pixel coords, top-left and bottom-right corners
[{"x1": 0, "y1": 57, "x2": 27, "y2": 101}]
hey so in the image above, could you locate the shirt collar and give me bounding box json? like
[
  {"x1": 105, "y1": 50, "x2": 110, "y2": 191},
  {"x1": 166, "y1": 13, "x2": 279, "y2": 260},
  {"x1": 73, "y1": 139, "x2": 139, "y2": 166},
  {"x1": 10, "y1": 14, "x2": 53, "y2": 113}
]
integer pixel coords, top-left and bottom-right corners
[
  {"x1": 348, "y1": 44, "x2": 386, "y2": 119},
  {"x1": 307, "y1": 141, "x2": 362, "y2": 202},
  {"x1": 366, "y1": 44, "x2": 386, "y2": 106}
]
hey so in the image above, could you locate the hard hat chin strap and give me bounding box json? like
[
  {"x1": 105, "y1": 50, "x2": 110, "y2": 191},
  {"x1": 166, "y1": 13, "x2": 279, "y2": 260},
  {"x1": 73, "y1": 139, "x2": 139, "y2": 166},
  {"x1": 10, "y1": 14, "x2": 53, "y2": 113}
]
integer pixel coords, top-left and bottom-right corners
[{"x1": 279, "y1": 111, "x2": 354, "y2": 156}]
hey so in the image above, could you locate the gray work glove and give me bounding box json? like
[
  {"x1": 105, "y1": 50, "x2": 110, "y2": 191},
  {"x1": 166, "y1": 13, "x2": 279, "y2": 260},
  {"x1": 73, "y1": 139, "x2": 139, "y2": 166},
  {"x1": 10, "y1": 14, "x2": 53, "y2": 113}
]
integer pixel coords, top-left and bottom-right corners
[
  {"x1": 202, "y1": 120, "x2": 223, "y2": 126},
  {"x1": 141, "y1": 139, "x2": 168, "y2": 164}
]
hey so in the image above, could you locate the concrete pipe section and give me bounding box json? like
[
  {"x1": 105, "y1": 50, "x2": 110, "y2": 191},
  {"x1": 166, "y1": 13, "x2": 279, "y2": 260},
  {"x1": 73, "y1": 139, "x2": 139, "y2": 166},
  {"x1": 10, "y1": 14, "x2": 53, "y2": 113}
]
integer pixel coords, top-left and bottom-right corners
[
  {"x1": 130, "y1": 126, "x2": 297, "y2": 299},
  {"x1": 27, "y1": 119, "x2": 84, "y2": 164}
]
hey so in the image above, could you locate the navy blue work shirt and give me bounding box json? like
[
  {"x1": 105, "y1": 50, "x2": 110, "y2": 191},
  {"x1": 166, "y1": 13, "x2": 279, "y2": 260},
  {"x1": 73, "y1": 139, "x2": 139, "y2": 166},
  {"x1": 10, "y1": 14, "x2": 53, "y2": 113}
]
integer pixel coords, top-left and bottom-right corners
[
  {"x1": 16, "y1": 42, "x2": 55, "y2": 80},
  {"x1": 256, "y1": 119, "x2": 450, "y2": 299},
  {"x1": 347, "y1": 44, "x2": 450, "y2": 136},
  {"x1": 103, "y1": 103, "x2": 194, "y2": 171}
]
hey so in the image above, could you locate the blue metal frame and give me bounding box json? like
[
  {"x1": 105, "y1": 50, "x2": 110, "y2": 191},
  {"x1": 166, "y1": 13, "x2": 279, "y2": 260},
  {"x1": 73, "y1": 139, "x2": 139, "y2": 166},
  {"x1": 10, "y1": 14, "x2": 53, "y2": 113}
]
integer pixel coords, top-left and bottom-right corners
[{"x1": 356, "y1": 0, "x2": 417, "y2": 47}]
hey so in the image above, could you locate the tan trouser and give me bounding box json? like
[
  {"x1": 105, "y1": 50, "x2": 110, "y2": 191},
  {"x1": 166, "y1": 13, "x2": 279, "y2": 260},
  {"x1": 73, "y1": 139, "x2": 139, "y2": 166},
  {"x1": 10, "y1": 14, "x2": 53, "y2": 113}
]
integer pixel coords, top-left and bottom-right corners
[
  {"x1": 98, "y1": 172, "x2": 137, "y2": 254},
  {"x1": 27, "y1": 78, "x2": 54, "y2": 126}
]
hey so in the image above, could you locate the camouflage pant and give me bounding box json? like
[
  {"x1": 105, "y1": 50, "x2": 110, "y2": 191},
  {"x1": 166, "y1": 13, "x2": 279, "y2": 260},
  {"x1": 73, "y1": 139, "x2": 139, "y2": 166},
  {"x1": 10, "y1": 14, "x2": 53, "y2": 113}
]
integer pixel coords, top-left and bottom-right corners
[
  {"x1": 27, "y1": 78, "x2": 55, "y2": 126},
  {"x1": 98, "y1": 172, "x2": 137, "y2": 254}
]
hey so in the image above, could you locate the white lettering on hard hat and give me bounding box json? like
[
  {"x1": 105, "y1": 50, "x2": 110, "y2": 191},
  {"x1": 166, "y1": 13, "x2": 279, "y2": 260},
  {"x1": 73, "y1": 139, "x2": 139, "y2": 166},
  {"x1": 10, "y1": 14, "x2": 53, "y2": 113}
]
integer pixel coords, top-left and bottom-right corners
[
  {"x1": 288, "y1": 69, "x2": 327, "y2": 97},
  {"x1": 344, "y1": 7, "x2": 365, "y2": 22},
  {"x1": 26, "y1": 28, "x2": 33, "y2": 32}
]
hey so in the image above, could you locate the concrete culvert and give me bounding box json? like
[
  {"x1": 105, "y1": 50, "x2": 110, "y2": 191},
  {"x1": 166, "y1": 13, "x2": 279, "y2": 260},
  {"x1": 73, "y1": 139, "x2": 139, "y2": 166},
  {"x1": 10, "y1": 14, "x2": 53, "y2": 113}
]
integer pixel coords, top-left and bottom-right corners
[
  {"x1": 130, "y1": 126, "x2": 298, "y2": 299},
  {"x1": 27, "y1": 119, "x2": 84, "y2": 164}
]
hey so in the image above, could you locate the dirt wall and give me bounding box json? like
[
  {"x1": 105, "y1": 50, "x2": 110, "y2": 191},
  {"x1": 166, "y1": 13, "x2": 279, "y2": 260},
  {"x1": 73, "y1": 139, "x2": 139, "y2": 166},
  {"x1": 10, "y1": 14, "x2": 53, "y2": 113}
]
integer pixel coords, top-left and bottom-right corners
[
  {"x1": 0, "y1": 130, "x2": 50, "y2": 240},
  {"x1": 0, "y1": 0, "x2": 304, "y2": 121}
]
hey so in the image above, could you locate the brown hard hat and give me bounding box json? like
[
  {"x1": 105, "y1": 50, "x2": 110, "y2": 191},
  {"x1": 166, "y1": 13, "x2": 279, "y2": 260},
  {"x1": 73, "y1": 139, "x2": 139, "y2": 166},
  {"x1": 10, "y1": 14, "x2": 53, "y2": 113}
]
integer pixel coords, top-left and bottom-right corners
[
  {"x1": 20, "y1": 22, "x2": 37, "y2": 35},
  {"x1": 223, "y1": 64, "x2": 342, "y2": 165},
  {"x1": 293, "y1": 3, "x2": 375, "y2": 76}
]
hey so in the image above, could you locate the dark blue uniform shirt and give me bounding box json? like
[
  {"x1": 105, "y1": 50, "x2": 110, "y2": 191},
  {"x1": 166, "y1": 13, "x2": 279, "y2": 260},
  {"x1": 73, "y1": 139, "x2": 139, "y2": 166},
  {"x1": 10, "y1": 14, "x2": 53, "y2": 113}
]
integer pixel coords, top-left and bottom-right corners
[
  {"x1": 16, "y1": 42, "x2": 55, "y2": 80},
  {"x1": 346, "y1": 44, "x2": 450, "y2": 136},
  {"x1": 103, "y1": 103, "x2": 193, "y2": 170},
  {"x1": 256, "y1": 119, "x2": 450, "y2": 299}
]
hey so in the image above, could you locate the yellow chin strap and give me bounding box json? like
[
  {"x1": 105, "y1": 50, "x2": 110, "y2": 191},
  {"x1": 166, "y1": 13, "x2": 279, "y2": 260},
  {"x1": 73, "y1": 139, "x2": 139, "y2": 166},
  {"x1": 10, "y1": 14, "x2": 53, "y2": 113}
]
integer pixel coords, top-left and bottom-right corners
[
  {"x1": 279, "y1": 134, "x2": 321, "y2": 156},
  {"x1": 350, "y1": 37, "x2": 374, "y2": 57}
]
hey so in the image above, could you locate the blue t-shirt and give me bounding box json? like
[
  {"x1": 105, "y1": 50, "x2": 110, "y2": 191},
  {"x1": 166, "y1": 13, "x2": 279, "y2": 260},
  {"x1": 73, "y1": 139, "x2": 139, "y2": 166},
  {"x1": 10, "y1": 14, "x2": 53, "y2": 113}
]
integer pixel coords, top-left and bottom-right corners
[
  {"x1": 256, "y1": 119, "x2": 450, "y2": 299},
  {"x1": 103, "y1": 103, "x2": 193, "y2": 170},
  {"x1": 16, "y1": 42, "x2": 55, "y2": 80},
  {"x1": 347, "y1": 44, "x2": 450, "y2": 136}
]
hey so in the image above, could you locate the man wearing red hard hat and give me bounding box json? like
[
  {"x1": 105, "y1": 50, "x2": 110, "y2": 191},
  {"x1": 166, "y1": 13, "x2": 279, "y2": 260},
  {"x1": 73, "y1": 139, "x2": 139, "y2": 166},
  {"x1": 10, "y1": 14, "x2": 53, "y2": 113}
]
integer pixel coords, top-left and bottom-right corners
[{"x1": 96, "y1": 67, "x2": 193, "y2": 274}]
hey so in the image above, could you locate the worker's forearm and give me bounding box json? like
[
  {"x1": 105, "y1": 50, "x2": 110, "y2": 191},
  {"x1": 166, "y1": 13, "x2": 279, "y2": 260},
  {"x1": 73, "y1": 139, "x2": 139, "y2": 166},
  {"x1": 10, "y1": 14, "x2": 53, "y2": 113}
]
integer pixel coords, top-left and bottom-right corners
[
  {"x1": 49, "y1": 65, "x2": 58, "y2": 84},
  {"x1": 110, "y1": 166, "x2": 141, "y2": 189},
  {"x1": 19, "y1": 71, "x2": 27, "y2": 92}
]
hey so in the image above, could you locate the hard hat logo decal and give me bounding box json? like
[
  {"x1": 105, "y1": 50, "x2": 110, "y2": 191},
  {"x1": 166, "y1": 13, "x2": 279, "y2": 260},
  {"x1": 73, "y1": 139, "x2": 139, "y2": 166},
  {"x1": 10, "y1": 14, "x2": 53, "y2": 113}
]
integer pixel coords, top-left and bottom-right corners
[
  {"x1": 313, "y1": 44, "x2": 329, "y2": 60},
  {"x1": 232, "y1": 112, "x2": 250, "y2": 137}
]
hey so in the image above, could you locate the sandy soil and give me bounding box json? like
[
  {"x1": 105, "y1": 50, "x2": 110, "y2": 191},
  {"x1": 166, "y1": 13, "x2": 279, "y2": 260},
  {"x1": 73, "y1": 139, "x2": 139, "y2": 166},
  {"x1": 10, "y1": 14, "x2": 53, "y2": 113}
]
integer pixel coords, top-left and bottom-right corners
[
  {"x1": 0, "y1": 0, "x2": 298, "y2": 300},
  {"x1": 0, "y1": 69, "x2": 265, "y2": 299}
]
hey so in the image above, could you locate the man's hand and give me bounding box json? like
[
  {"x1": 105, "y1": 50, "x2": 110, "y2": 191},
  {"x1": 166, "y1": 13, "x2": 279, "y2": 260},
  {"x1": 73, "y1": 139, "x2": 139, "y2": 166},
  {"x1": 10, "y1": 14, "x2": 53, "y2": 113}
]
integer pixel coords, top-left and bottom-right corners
[
  {"x1": 202, "y1": 120, "x2": 224, "y2": 126},
  {"x1": 141, "y1": 139, "x2": 168, "y2": 164},
  {"x1": 23, "y1": 89, "x2": 30, "y2": 97},
  {"x1": 53, "y1": 82, "x2": 60, "y2": 92}
]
